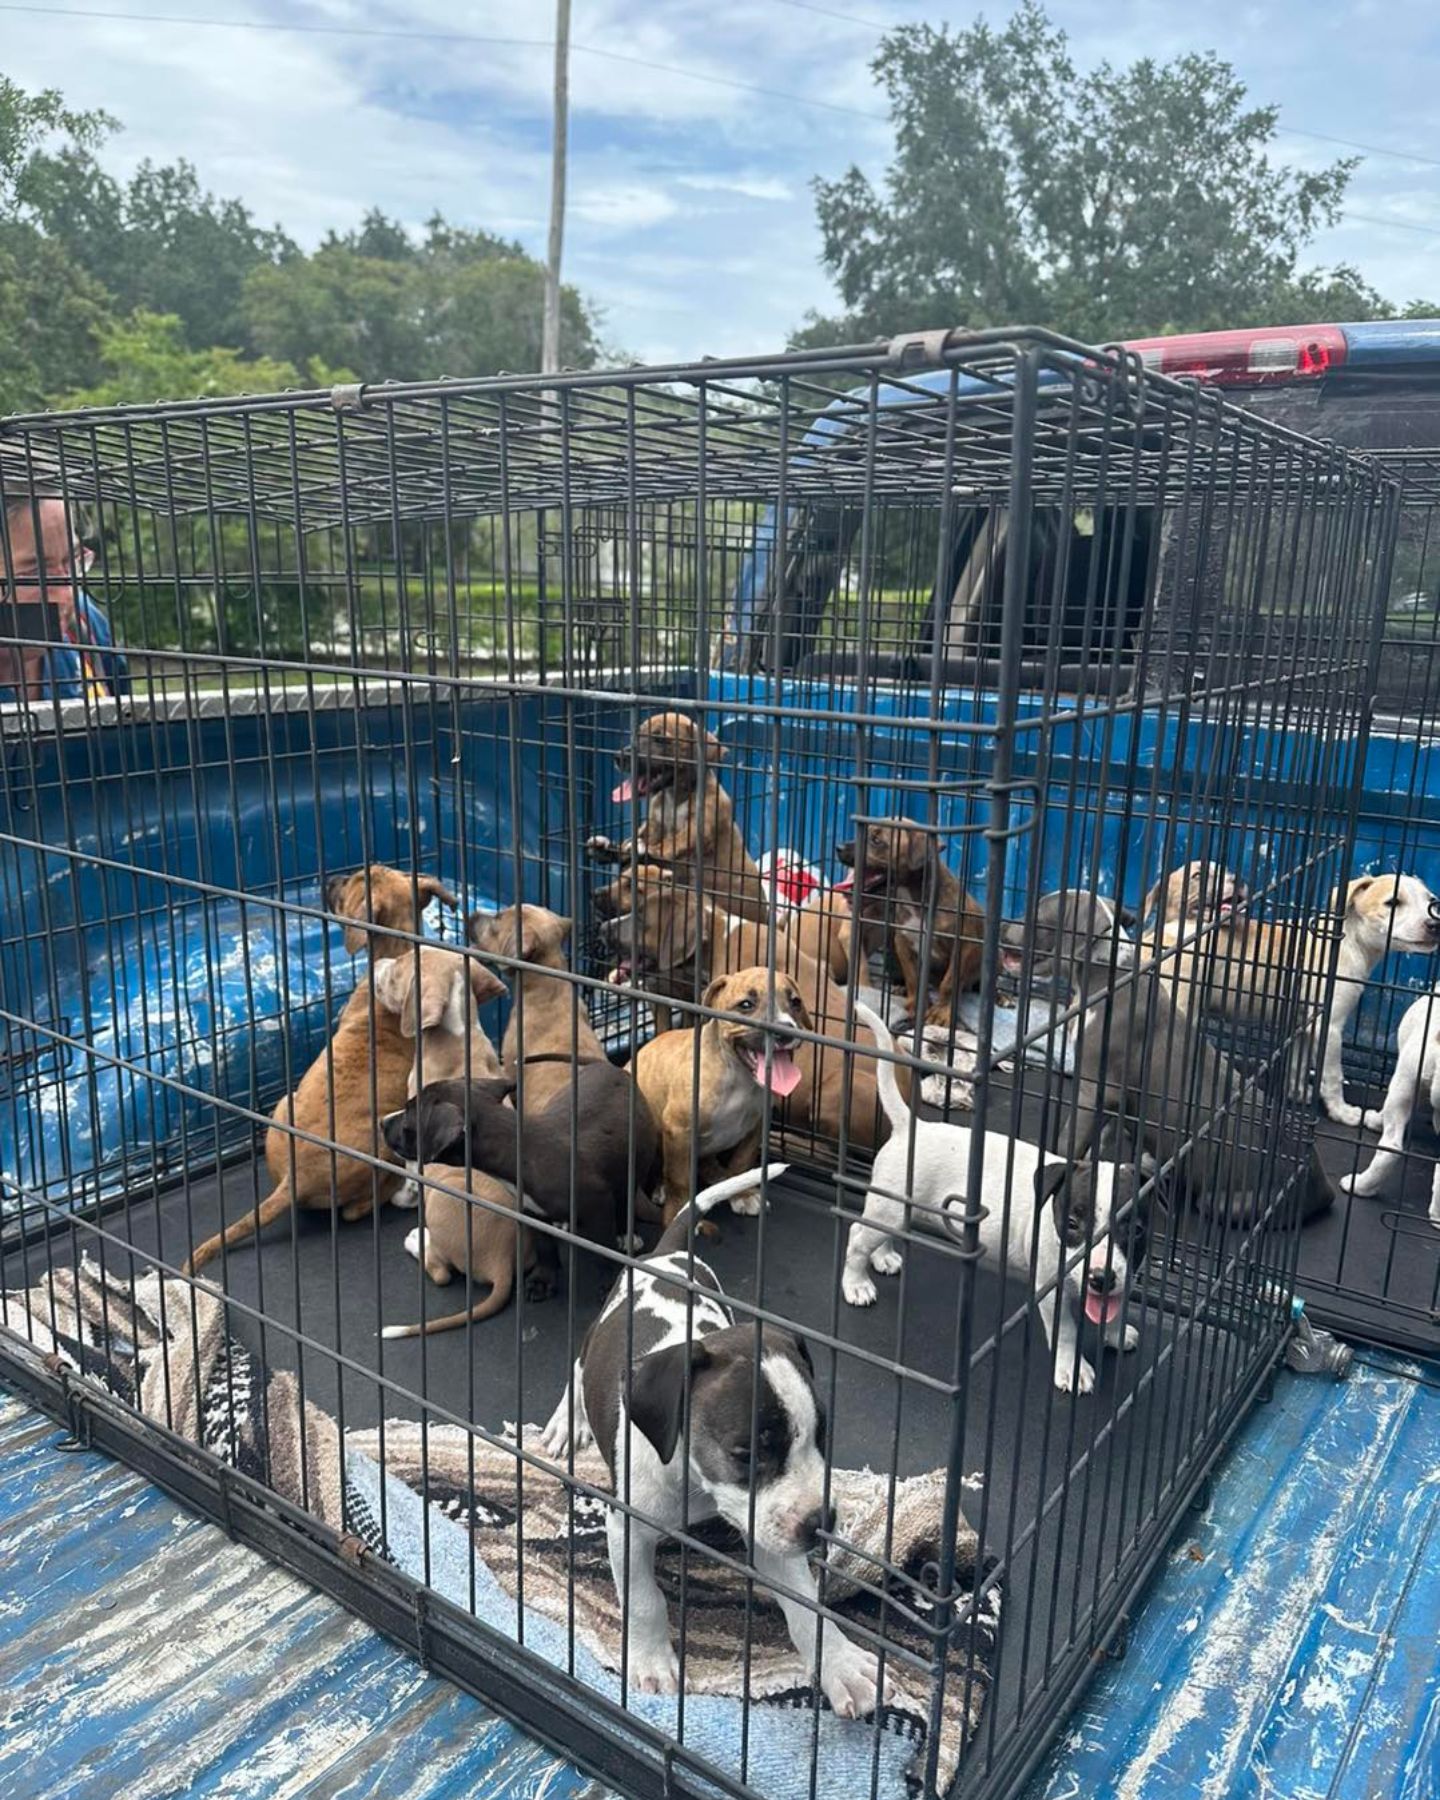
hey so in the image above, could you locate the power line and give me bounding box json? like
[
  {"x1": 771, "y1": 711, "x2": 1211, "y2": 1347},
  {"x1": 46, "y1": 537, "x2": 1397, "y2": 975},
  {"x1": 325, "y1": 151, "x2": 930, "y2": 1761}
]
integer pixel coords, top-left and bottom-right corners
[
  {"x1": 1341, "y1": 211, "x2": 1440, "y2": 240},
  {"x1": 1275, "y1": 126, "x2": 1440, "y2": 172},
  {"x1": 7, "y1": 1, "x2": 1438, "y2": 186},
  {"x1": 0, "y1": 3, "x2": 888, "y2": 121}
]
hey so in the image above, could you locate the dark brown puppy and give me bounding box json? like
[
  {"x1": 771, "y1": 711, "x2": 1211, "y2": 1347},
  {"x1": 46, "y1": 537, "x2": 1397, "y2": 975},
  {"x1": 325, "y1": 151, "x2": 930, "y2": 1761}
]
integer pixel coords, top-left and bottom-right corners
[
  {"x1": 590, "y1": 710, "x2": 769, "y2": 924},
  {"x1": 382, "y1": 1068, "x2": 664, "y2": 1244},
  {"x1": 835, "y1": 818, "x2": 984, "y2": 1028}
]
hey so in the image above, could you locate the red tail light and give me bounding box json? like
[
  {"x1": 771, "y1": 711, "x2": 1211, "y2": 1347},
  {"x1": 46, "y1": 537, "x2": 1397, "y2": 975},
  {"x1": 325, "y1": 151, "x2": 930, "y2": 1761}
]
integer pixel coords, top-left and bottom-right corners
[{"x1": 1123, "y1": 325, "x2": 1347, "y2": 386}]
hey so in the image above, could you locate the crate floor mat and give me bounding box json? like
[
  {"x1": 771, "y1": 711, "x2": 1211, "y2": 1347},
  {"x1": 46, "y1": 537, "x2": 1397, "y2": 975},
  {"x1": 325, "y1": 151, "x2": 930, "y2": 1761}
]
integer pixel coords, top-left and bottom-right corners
[{"x1": 1, "y1": 1257, "x2": 1001, "y2": 1800}]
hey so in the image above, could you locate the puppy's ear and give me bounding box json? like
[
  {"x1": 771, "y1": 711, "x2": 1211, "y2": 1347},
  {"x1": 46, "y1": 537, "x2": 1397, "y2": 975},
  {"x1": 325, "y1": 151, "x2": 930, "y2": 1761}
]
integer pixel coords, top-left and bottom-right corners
[
  {"x1": 465, "y1": 909, "x2": 494, "y2": 950},
  {"x1": 1141, "y1": 878, "x2": 1164, "y2": 924},
  {"x1": 1342, "y1": 875, "x2": 1376, "y2": 915},
  {"x1": 627, "y1": 1339, "x2": 712, "y2": 1465},
  {"x1": 467, "y1": 958, "x2": 506, "y2": 1009},
  {"x1": 1035, "y1": 1159, "x2": 1075, "y2": 1243},
  {"x1": 792, "y1": 1334, "x2": 815, "y2": 1379},
  {"x1": 417, "y1": 875, "x2": 461, "y2": 911},
  {"x1": 416, "y1": 958, "x2": 454, "y2": 1032},
  {"x1": 1116, "y1": 903, "x2": 1138, "y2": 932},
  {"x1": 415, "y1": 1098, "x2": 467, "y2": 1163},
  {"x1": 371, "y1": 957, "x2": 413, "y2": 1029},
  {"x1": 700, "y1": 726, "x2": 727, "y2": 764},
  {"x1": 702, "y1": 975, "x2": 731, "y2": 1012}
]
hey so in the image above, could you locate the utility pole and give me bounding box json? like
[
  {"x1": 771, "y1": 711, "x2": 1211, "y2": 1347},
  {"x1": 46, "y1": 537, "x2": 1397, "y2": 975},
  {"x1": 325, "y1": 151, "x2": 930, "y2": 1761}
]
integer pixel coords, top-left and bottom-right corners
[{"x1": 542, "y1": 0, "x2": 571, "y2": 375}]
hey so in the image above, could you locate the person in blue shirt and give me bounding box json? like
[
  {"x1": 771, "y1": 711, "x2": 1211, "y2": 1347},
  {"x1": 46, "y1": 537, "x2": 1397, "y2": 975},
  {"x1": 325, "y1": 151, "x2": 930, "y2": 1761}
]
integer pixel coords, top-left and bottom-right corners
[{"x1": 1, "y1": 495, "x2": 128, "y2": 704}]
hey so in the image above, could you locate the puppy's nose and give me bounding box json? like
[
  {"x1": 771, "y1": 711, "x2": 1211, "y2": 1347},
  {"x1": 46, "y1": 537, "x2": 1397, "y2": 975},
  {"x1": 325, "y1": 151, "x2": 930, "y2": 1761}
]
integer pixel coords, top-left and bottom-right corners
[
  {"x1": 800, "y1": 1504, "x2": 834, "y2": 1548},
  {"x1": 1426, "y1": 898, "x2": 1440, "y2": 932},
  {"x1": 1086, "y1": 1266, "x2": 1117, "y2": 1295}
]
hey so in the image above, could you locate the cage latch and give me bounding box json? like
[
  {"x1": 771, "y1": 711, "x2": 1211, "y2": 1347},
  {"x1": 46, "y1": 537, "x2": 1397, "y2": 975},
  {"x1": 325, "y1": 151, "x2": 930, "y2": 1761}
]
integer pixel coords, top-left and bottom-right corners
[
  {"x1": 887, "y1": 328, "x2": 957, "y2": 372},
  {"x1": 330, "y1": 383, "x2": 367, "y2": 413}
]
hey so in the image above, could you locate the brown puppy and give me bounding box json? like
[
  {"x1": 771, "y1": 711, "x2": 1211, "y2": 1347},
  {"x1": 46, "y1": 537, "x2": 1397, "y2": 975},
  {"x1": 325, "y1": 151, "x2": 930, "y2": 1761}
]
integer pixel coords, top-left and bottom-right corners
[
  {"x1": 591, "y1": 710, "x2": 769, "y2": 923},
  {"x1": 835, "y1": 819, "x2": 984, "y2": 1029},
  {"x1": 633, "y1": 967, "x2": 810, "y2": 1224},
  {"x1": 790, "y1": 886, "x2": 854, "y2": 986},
  {"x1": 601, "y1": 867, "x2": 900, "y2": 1153},
  {"x1": 468, "y1": 905, "x2": 605, "y2": 1115},
  {"x1": 184, "y1": 867, "x2": 464, "y2": 1276},
  {"x1": 381, "y1": 1159, "x2": 539, "y2": 1338},
  {"x1": 325, "y1": 864, "x2": 462, "y2": 960}
]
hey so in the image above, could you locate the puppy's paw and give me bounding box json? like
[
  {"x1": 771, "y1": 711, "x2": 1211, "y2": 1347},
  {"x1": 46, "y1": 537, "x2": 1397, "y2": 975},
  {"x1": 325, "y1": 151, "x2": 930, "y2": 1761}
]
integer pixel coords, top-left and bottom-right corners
[
  {"x1": 402, "y1": 1227, "x2": 423, "y2": 1264},
  {"x1": 1326, "y1": 1101, "x2": 1366, "y2": 1130},
  {"x1": 870, "y1": 1246, "x2": 903, "y2": 1277},
  {"x1": 628, "y1": 1642, "x2": 680, "y2": 1695},
  {"x1": 1120, "y1": 1323, "x2": 1140, "y2": 1354},
  {"x1": 728, "y1": 1188, "x2": 762, "y2": 1216},
  {"x1": 390, "y1": 1182, "x2": 421, "y2": 1211},
  {"x1": 524, "y1": 1269, "x2": 559, "y2": 1303},
  {"x1": 842, "y1": 1270, "x2": 878, "y2": 1307},
  {"x1": 1055, "y1": 1356, "x2": 1096, "y2": 1395},
  {"x1": 820, "y1": 1639, "x2": 891, "y2": 1720},
  {"x1": 1360, "y1": 1108, "x2": 1385, "y2": 1134},
  {"x1": 586, "y1": 833, "x2": 619, "y2": 856}
]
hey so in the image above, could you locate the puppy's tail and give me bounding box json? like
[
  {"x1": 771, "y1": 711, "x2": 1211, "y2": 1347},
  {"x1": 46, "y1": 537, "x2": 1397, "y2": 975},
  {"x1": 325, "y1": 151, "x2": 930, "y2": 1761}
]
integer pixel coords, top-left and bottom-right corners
[
  {"x1": 183, "y1": 1180, "x2": 293, "y2": 1277},
  {"x1": 656, "y1": 1162, "x2": 790, "y2": 1253},
  {"x1": 851, "y1": 1002, "x2": 910, "y2": 1133},
  {"x1": 381, "y1": 1266, "x2": 515, "y2": 1339},
  {"x1": 694, "y1": 1161, "x2": 790, "y2": 1216}
]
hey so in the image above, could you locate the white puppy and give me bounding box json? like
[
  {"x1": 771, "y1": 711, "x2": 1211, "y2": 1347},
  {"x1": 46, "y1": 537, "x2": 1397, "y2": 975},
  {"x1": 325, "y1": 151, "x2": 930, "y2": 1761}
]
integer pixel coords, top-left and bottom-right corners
[
  {"x1": 1340, "y1": 987, "x2": 1440, "y2": 1228},
  {"x1": 841, "y1": 1004, "x2": 1143, "y2": 1393}
]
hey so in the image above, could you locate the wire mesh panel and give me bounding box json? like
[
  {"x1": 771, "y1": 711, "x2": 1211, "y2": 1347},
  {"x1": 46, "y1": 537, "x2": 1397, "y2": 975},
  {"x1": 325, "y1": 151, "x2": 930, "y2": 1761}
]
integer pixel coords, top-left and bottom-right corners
[
  {"x1": 1285, "y1": 446, "x2": 1440, "y2": 1354},
  {"x1": 0, "y1": 331, "x2": 1400, "y2": 1800}
]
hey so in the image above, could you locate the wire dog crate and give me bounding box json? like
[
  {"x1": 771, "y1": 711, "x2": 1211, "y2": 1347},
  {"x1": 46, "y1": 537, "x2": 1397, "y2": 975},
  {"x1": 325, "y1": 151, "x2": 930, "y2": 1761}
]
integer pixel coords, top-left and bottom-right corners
[{"x1": 0, "y1": 330, "x2": 1403, "y2": 1800}]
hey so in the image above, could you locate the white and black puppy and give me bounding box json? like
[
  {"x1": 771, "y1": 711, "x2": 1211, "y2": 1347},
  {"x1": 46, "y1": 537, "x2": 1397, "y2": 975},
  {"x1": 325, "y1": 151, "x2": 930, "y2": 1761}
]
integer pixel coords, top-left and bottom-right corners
[
  {"x1": 540, "y1": 1165, "x2": 892, "y2": 1717},
  {"x1": 841, "y1": 1004, "x2": 1143, "y2": 1394},
  {"x1": 1340, "y1": 987, "x2": 1440, "y2": 1229}
]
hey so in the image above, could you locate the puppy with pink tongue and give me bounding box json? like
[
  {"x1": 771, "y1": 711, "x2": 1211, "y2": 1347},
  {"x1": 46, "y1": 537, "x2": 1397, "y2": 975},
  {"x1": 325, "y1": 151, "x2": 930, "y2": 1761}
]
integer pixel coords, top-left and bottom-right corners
[
  {"x1": 632, "y1": 966, "x2": 814, "y2": 1229},
  {"x1": 842, "y1": 1004, "x2": 1145, "y2": 1394}
]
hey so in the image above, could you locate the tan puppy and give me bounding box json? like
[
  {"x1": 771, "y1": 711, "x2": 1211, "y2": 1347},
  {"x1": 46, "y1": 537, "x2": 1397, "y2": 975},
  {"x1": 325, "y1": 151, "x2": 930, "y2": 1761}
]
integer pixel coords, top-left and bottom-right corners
[
  {"x1": 591, "y1": 710, "x2": 769, "y2": 923},
  {"x1": 633, "y1": 967, "x2": 810, "y2": 1224},
  {"x1": 184, "y1": 866, "x2": 463, "y2": 1276},
  {"x1": 1145, "y1": 861, "x2": 1440, "y2": 1127},
  {"x1": 834, "y1": 819, "x2": 984, "y2": 1028},
  {"x1": 381, "y1": 1160, "x2": 538, "y2": 1338},
  {"x1": 467, "y1": 904, "x2": 605, "y2": 1115},
  {"x1": 600, "y1": 867, "x2": 900, "y2": 1153},
  {"x1": 371, "y1": 946, "x2": 507, "y2": 1208},
  {"x1": 373, "y1": 946, "x2": 507, "y2": 1094}
]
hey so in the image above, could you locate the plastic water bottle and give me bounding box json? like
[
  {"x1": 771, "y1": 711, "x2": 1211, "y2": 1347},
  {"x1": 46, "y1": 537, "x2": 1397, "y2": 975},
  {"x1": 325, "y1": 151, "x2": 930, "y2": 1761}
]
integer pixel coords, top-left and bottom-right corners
[{"x1": 1284, "y1": 1296, "x2": 1353, "y2": 1380}]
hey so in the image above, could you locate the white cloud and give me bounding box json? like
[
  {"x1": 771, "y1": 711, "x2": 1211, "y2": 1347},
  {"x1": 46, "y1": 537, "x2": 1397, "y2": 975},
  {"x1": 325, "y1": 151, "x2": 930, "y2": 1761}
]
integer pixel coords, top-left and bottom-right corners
[{"x1": 5, "y1": 0, "x2": 1438, "y2": 373}]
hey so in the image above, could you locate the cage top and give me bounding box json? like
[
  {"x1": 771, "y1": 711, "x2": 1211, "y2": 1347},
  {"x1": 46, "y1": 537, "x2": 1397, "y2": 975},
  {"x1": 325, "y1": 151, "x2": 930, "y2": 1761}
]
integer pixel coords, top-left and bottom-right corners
[
  {"x1": 0, "y1": 328, "x2": 1393, "y2": 529},
  {"x1": 1371, "y1": 447, "x2": 1440, "y2": 504}
]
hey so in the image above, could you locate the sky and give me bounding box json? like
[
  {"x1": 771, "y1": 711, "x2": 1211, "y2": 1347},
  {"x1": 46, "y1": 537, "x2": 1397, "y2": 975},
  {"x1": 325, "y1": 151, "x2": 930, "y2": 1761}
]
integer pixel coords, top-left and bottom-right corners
[{"x1": 5, "y1": 0, "x2": 1440, "y2": 365}]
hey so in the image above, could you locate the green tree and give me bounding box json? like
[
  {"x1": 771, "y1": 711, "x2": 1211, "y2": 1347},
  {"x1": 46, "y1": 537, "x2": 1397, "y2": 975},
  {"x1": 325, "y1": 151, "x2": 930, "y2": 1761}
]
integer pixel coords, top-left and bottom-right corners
[
  {"x1": 0, "y1": 76, "x2": 115, "y2": 408},
  {"x1": 242, "y1": 212, "x2": 600, "y2": 382},
  {"x1": 796, "y1": 4, "x2": 1433, "y2": 347},
  {"x1": 58, "y1": 308, "x2": 350, "y2": 408}
]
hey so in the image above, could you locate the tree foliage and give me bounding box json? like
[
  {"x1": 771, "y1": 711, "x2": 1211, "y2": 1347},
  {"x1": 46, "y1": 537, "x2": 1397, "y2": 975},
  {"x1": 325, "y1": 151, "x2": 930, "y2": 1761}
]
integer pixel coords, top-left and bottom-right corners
[
  {"x1": 243, "y1": 211, "x2": 598, "y2": 382},
  {"x1": 797, "y1": 3, "x2": 1434, "y2": 347},
  {"x1": 0, "y1": 74, "x2": 603, "y2": 414},
  {"x1": 59, "y1": 310, "x2": 350, "y2": 409}
]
